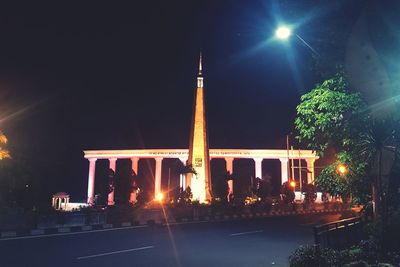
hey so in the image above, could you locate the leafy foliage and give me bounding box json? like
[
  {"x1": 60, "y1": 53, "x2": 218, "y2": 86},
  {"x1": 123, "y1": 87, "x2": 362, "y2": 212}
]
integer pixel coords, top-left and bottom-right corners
[
  {"x1": 295, "y1": 73, "x2": 366, "y2": 155},
  {"x1": 280, "y1": 182, "x2": 295, "y2": 204},
  {"x1": 289, "y1": 245, "x2": 339, "y2": 267},
  {"x1": 302, "y1": 183, "x2": 317, "y2": 203},
  {"x1": 212, "y1": 171, "x2": 229, "y2": 202},
  {"x1": 177, "y1": 162, "x2": 197, "y2": 176},
  {"x1": 316, "y1": 163, "x2": 350, "y2": 198},
  {"x1": 295, "y1": 73, "x2": 374, "y2": 203},
  {"x1": 255, "y1": 176, "x2": 272, "y2": 199},
  {"x1": 289, "y1": 242, "x2": 398, "y2": 267}
]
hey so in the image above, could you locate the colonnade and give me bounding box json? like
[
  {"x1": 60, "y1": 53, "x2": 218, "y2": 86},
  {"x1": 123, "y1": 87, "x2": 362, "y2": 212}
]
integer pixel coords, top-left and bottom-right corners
[
  {"x1": 52, "y1": 193, "x2": 70, "y2": 210},
  {"x1": 85, "y1": 156, "x2": 316, "y2": 205}
]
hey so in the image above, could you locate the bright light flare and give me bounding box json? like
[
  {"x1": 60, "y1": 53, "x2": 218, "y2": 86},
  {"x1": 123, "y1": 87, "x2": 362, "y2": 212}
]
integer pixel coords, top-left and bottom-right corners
[
  {"x1": 337, "y1": 164, "x2": 348, "y2": 175},
  {"x1": 275, "y1": 26, "x2": 292, "y2": 40},
  {"x1": 290, "y1": 180, "x2": 296, "y2": 188},
  {"x1": 155, "y1": 192, "x2": 164, "y2": 202}
]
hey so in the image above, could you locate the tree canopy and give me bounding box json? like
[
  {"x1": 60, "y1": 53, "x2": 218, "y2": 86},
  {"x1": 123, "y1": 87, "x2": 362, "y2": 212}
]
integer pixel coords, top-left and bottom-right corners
[
  {"x1": 295, "y1": 73, "x2": 367, "y2": 155},
  {"x1": 295, "y1": 72, "x2": 400, "y2": 209},
  {"x1": 295, "y1": 73, "x2": 372, "y2": 202}
]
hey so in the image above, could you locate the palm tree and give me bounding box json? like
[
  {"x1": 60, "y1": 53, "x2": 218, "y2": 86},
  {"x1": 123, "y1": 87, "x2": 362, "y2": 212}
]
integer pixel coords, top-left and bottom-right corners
[
  {"x1": 357, "y1": 118, "x2": 398, "y2": 219},
  {"x1": 176, "y1": 160, "x2": 197, "y2": 190},
  {"x1": 0, "y1": 131, "x2": 10, "y2": 160}
]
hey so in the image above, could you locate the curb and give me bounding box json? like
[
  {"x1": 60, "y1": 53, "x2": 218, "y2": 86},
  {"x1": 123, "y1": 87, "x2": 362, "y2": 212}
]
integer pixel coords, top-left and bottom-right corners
[
  {"x1": 0, "y1": 208, "x2": 350, "y2": 239},
  {"x1": 1, "y1": 231, "x2": 16, "y2": 238}
]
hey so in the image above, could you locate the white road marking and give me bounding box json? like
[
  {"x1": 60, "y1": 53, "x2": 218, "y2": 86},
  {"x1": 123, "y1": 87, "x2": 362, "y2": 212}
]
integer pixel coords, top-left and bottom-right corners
[
  {"x1": 230, "y1": 230, "x2": 263, "y2": 236},
  {"x1": 0, "y1": 225, "x2": 148, "y2": 241},
  {"x1": 77, "y1": 246, "x2": 154, "y2": 260}
]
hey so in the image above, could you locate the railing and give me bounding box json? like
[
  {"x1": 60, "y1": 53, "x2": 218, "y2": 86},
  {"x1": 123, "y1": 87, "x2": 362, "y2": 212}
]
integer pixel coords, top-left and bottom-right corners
[{"x1": 314, "y1": 217, "x2": 363, "y2": 249}]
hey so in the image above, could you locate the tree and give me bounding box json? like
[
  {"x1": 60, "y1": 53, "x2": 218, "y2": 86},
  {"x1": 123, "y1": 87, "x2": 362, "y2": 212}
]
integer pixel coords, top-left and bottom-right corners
[
  {"x1": 295, "y1": 73, "x2": 367, "y2": 155},
  {"x1": 280, "y1": 182, "x2": 295, "y2": 205},
  {"x1": 176, "y1": 160, "x2": 197, "y2": 191},
  {"x1": 255, "y1": 175, "x2": 272, "y2": 199},
  {"x1": 356, "y1": 118, "x2": 400, "y2": 218},
  {"x1": 295, "y1": 73, "x2": 372, "y2": 203},
  {"x1": 302, "y1": 183, "x2": 317, "y2": 204},
  {"x1": 181, "y1": 186, "x2": 192, "y2": 204},
  {"x1": 212, "y1": 171, "x2": 229, "y2": 202},
  {"x1": 295, "y1": 72, "x2": 400, "y2": 219},
  {"x1": 315, "y1": 163, "x2": 350, "y2": 200}
]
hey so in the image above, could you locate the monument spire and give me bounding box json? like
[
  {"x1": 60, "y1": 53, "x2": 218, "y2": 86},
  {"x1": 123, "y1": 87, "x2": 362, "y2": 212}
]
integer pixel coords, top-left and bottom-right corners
[
  {"x1": 197, "y1": 52, "x2": 204, "y2": 88},
  {"x1": 188, "y1": 52, "x2": 211, "y2": 203},
  {"x1": 198, "y1": 51, "x2": 202, "y2": 75}
]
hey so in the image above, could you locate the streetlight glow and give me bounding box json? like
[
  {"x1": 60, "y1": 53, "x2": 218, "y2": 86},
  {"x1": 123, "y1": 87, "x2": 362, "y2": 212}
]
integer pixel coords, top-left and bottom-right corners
[
  {"x1": 337, "y1": 164, "x2": 348, "y2": 175},
  {"x1": 275, "y1": 26, "x2": 292, "y2": 40},
  {"x1": 155, "y1": 192, "x2": 164, "y2": 202}
]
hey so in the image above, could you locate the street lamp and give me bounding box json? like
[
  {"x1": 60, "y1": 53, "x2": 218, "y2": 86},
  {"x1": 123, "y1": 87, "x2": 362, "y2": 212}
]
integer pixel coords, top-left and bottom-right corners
[
  {"x1": 274, "y1": 25, "x2": 319, "y2": 57},
  {"x1": 337, "y1": 164, "x2": 348, "y2": 176},
  {"x1": 275, "y1": 26, "x2": 292, "y2": 40},
  {"x1": 155, "y1": 192, "x2": 164, "y2": 202}
]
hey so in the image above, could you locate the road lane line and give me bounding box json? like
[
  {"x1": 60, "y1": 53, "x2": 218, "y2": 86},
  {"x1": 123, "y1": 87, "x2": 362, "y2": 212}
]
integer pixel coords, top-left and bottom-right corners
[
  {"x1": 0, "y1": 225, "x2": 148, "y2": 241},
  {"x1": 77, "y1": 246, "x2": 154, "y2": 260},
  {"x1": 230, "y1": 230, "x2": 263, "y2": 236}
]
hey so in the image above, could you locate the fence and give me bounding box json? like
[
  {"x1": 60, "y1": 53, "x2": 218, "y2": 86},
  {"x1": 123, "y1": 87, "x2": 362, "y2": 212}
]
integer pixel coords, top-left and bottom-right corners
[{"x1": 314, "y1": 217, "x2": 363, "y2": 250}]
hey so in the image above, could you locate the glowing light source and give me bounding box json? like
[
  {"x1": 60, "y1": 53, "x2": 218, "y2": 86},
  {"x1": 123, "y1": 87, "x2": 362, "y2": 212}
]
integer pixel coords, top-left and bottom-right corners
[
  {"x1": 155, "y1": 192, "x2": 164, "y2": 202},
  {"x1": 275, "y1": 26, "x2": 292, "y2": 40},
  {"x1": 290, "y1": 180, "x2": 296, "y2": 188},
  {"x1": 337, "y1": 164, "x2": 348, "y2": 175}
]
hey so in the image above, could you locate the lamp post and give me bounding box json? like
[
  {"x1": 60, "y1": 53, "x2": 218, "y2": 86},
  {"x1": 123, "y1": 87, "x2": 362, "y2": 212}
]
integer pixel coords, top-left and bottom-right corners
[
  {"x1": 275, "y1": 26, "x2": 292, "y2": 40},
  {"x1": 275, "y1": 25, "x2": 320, "y2": 57}
]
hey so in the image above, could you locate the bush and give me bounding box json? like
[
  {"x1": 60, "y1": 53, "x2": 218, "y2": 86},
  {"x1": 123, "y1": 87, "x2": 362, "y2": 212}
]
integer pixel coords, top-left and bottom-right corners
[
  {"x1": 342, "y1": 260, "x2": 369, "y2": 267},
  {"x1": 280, "y1": 182, "x2": 295, "y2": 204},
  {"x1": 289, "y1": 245, "x2": 339, "y2": 267},
  {"x1": 302, "y1": 183, "x2": 317, "y2": 204}
]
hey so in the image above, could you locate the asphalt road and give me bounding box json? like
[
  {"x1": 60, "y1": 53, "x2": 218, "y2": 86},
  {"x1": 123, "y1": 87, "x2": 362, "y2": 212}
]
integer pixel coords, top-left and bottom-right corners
[{"x1": 0, "y1": 213, "x2": 346, "y2": 267}]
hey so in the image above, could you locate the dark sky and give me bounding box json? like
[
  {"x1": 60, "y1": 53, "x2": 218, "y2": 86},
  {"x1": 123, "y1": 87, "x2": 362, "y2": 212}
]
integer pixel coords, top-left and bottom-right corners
[{"x1": 0, "y1": 1, "x2": 399, "y2": 201}]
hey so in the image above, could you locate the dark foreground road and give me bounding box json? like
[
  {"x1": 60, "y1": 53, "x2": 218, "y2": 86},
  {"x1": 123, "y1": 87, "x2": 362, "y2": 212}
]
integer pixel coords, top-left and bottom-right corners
[{"x1": 0, "y1": 213, "x2": 347, "y2": 267}]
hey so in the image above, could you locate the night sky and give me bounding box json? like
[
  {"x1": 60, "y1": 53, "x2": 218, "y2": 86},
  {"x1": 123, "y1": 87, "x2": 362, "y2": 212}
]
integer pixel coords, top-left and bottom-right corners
[{"x1": 0, "y1": 1, "x2": 399, "y2": 203}]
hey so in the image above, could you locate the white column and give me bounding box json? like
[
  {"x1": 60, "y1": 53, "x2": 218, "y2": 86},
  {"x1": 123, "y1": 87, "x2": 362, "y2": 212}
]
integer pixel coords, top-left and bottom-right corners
[
  {"x1": 87, "y1": 158, "x2": 97, "y2": 205},
  {"x1": 52, "y1": 197, "x2": 55, "y2": 208},
  {"x1": 154, "y1": 157, "x2": 163, "y2": 199},
  {"x1": 279, "y1": 158, "x2": 289, "y2": 184},
  {"x1": 129, "y1": 157, "x2": 139, "y2": 204},
  {"x1": 131, "y1": 157, "x2": 139, "y2": 175},
  {"x1": 254, "y1": 158, "x2": 263, "y2": 179},
  {"x1": 179, "y1": 158, "x2": 187, "y2": 189},
  {"x1": 306, "y1": 158, "x2": 316, "y2": 184},
  {"x1": 108, "y1": 158, "x2": 117, "y2": 206},
  {"x1": 225, "y1": 157, "x2": 234, "y2": 201}
]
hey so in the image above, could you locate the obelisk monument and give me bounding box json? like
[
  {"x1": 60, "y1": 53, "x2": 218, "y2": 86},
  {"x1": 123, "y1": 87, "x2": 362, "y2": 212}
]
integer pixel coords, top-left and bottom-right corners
[{"x1": 187, "y1": 53, "x2": 212, "y2": 203}]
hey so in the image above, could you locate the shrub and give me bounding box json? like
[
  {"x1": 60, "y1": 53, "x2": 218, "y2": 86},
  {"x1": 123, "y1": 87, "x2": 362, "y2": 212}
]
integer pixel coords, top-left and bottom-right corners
[
  {"x1": 342, "y1": 260, "x2": 369, "y2": 267},
  {"x1": 302, "y1": 183, "x2": 317, "y2": 204},
  {"x1": 280, "y1": 182, "x2": 295, "y2": 204},
  {"x1": 289, "y1": 245, "x2": 339, "y2": 267}
]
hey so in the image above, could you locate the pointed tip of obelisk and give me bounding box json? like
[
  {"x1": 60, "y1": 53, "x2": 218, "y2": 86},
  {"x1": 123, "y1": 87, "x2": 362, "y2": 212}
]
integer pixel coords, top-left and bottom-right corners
[{"x1": 198, "y1": 51, "x2": 202, "y2": 76}]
